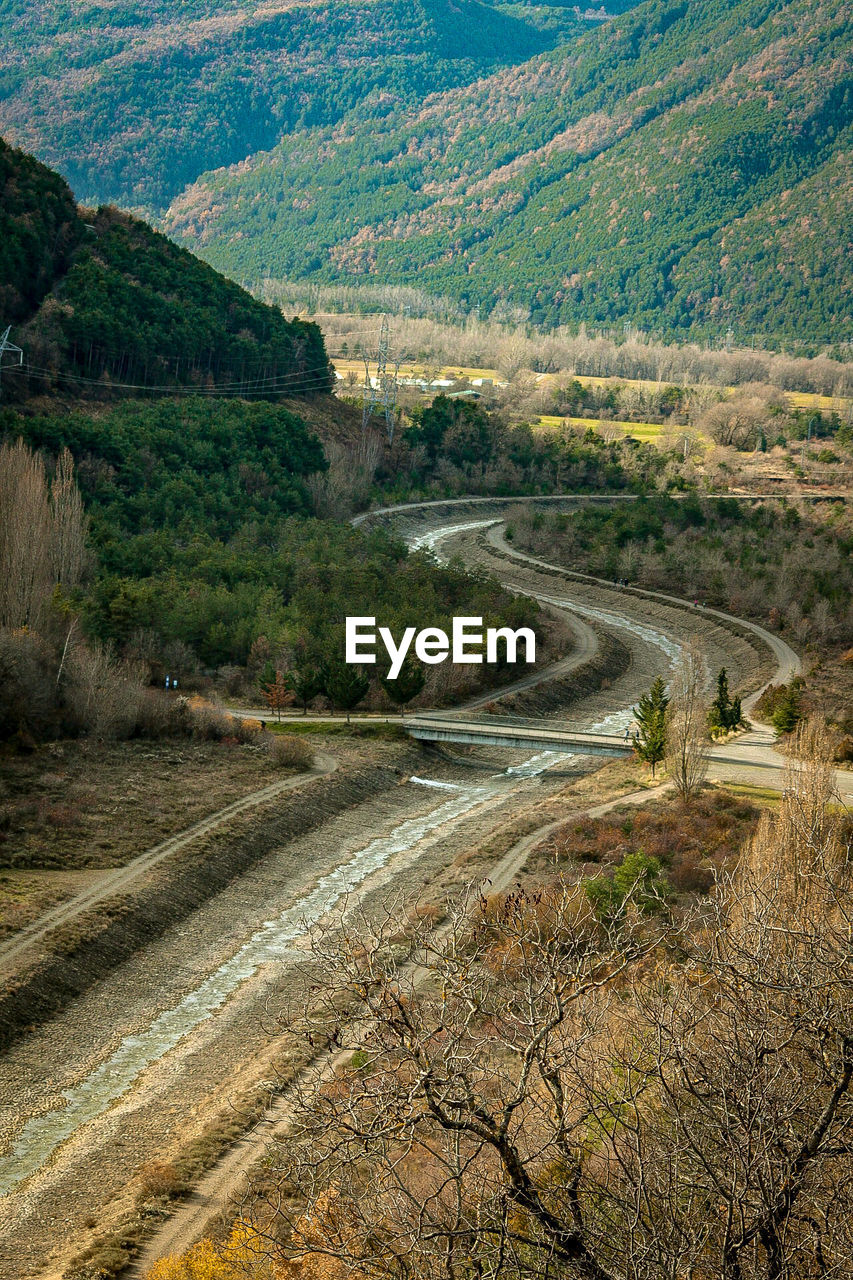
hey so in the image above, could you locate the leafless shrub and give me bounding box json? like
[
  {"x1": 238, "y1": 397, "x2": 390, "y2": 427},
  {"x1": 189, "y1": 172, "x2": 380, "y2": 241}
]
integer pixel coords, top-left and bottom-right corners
[
  {"x1": 233, "y1": 716, "x2": 263, "y2": 746},
  {"x1": 134, "y1": 689, "x2": 192, "y2": 739},
  {"x1": 0, "y1": 626, "x2": 57, "y2": 741},
  {"x1": 269, "y1": 734, "x2": 315, "y2": 770},
  {"x1": 136, "y1": 1159, "x2": 181, "y2": 1201},
  {"x1": 63, "y1": 641, "x2": 146, "y2": 739},
  {"x1": 185, "y1": 698, "x2": 235, "y2": 741},
  {"x1": 236, "y1": 736, "x2": 852, "y2": 1280}
]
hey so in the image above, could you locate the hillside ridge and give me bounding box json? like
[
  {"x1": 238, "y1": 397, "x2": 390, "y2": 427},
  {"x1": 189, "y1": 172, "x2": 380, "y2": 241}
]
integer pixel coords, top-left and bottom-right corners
[
  {"x1": 0, "y1": 138, "x2": 331, "y2": 401},
  {"x1": 163, "y1": 0, "x2": 853, "y2": 343}
]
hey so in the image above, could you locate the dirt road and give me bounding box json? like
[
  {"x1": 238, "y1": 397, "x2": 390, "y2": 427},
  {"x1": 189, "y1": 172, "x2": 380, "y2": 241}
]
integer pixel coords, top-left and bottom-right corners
[
  {"x1": 0, "y1": 499, "x2": 828, "y2": 1280},
  {"x1": 0, "y1": 756, "x2": 338, "y2": 977}
]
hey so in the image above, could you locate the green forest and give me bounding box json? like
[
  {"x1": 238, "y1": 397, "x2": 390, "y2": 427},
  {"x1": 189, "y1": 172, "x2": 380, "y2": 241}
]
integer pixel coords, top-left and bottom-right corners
[
  {"x1": 508, "y1": 495, "x2": 853, "y2": 648},
  {"x1": 0, "y1": 137, "x2": 82, "y2": 323},
  {"x1": 0, "y1": 394, "x2": 549, "y2": 722},
  {"x1": 394, "y1": 393, "x2": 660, "y2": 496},
  {"x1": 0, "y1": 139, "x2": 331, "y2": 399},
  {"x1": 0, "y1": 0, "x2": 587, "y2": 210},
  {"x1": 161, "y1": 0, "x2": 852, "y2": 344}
]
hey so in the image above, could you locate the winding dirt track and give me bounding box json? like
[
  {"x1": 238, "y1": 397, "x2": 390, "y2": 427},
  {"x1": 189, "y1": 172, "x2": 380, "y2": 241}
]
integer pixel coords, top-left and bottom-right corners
[
  {"x1": 0, "y1": 756, "x2": 339, "y2": 976},
  {"x1": 0, "y1": 499, "x2": 840, "y2": 1280}
]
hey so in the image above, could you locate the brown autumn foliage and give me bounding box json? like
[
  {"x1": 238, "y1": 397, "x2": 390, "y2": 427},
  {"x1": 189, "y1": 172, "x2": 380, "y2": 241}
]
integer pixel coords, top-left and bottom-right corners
[
  {"x1": 206, "y1": 719, "x2": 853, "y2": 1280},
  {"x1": 534, "y1": 787, "x2": 759, "y2": 892}
]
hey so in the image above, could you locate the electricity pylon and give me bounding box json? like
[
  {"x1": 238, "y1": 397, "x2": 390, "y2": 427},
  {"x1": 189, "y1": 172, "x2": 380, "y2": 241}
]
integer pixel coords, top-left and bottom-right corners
[
  {"x1": 0, "y1": 326, "x2": 23, "y2": 398},
  {"x1": 362, "y1": 315, "x2": 398, "y2": 438}
]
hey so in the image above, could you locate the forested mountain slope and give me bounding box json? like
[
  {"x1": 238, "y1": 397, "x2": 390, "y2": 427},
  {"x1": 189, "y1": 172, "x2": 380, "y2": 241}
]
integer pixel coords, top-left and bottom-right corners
[
  {"x1": 0, "y1": 139, "x2": 331, "y2": 400},
  {"x1": 0, "y1": 139, "x2": 83, "y2": 324},
  {"x1": 164, "y1": 0, "x2": 853, "y2": 342},
  {"x1": 0, "y1": 0, "x2": 603, "y2": 211}
]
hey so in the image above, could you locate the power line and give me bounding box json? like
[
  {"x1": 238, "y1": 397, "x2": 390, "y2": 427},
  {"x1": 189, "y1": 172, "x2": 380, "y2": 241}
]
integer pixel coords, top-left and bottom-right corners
[
  {"x1": 0, "y1": 326, "x2": 24, "y2": 399},
  {"x1": 361, "y1": 315, "x2": 399, "y2": 439},
  {"x1": 6, "y1": 357, "x2": 338, "y2": 398}
]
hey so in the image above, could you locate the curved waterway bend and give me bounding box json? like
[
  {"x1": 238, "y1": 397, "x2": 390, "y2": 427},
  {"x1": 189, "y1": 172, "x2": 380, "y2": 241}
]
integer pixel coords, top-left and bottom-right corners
[
  {"x1": 0, "y1": 520, "x2": 683, "y2": 1200},
  {"x1": 411, "y1": 518, "x2": 683, "y2": 669}
]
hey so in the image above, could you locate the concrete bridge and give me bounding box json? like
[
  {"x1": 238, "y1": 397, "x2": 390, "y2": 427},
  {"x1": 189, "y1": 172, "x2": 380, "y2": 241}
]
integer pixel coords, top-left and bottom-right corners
[{"x1": 405, "y1": 714, "x2": 633, "y2": 758}]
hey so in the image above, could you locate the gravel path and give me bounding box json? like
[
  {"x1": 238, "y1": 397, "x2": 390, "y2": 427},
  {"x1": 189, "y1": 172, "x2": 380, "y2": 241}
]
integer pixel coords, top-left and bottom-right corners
[
  {"x1": 0, "y1": 757, "x2": 339, "y2": 977},
  {"x1": 0, "y1": 500, "x2": 820, "y2": 1280}
]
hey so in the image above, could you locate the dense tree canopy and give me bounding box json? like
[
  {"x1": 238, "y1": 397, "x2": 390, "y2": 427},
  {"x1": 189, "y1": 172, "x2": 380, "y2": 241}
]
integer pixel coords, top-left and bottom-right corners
[
  {"x1": 0, "y1": 0, "x2": 586, "y2": 210},
  {"x1": 0, "y1": 143, "x2": 333, "y2": 400},
  {"x1": 164, "y1": 0, "x2": 853, "y2": 344}
]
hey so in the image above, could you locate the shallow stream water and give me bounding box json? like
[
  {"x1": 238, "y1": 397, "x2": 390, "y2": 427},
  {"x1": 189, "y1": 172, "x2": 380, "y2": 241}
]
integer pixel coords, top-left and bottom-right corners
[{"x1": 0, "y1": 519, "x2": 682, "y2": 1197}]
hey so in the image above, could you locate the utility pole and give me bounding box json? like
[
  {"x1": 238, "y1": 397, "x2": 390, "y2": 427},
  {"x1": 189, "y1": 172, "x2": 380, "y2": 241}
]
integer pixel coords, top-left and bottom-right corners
[
  {"x1": 362, "y1": 314, "x2": 397, "y2": 434},
  {"x1": 381, "y1": 354, "x2": 400, "y2": 444},
  {"x1": 0, "y1": 326, "x2": 23, "y2": 398}
]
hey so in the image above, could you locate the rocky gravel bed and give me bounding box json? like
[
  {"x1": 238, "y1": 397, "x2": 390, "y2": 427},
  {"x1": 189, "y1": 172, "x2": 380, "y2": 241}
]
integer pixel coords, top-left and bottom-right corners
[{"x1": 0, "y1": 502, "x2": 784, "y2": 1280}]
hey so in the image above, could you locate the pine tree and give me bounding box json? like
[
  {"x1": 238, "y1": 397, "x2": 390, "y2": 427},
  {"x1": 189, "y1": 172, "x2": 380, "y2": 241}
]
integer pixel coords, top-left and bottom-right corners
[
  {"x1": 772, "y1": 680, "x2": 802, "y2": 734},
  {"x1": 321, "y1": 660, "x2": 370, "y2": 723},
  {"x1": 287, "y1": 664, "x2": 322, "y2": 715},
  {"x1": 633, "y1": 676, "x2": 669, "y2": 777},
  {"x1": 709, "y1": 667, "x2": 743, "y2": 735},
  {"x1": 380, "y1": 657, "x2": 425, "y2": 715}
]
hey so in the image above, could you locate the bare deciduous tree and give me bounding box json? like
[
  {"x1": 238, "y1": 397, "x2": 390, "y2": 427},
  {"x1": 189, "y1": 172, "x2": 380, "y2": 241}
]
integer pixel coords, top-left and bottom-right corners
[
  {"x1": 307, "y1": 436, "x2": 383, "y2": 519},
  {"x1": 0, "y1": 439, "x2": 52, "y2": 630},
  {"x1": 0, "y1": 439, "x2": 87, "y2": 631},
  {"x1": 232, "y1": 730, "x2": 852, "y2": 1280},
  {"x1": 665, "y1": 643, "x2": 709, "y2": 802},
  {"x1": 49, "y1": 446, "x2": 89, "y2": 590}
]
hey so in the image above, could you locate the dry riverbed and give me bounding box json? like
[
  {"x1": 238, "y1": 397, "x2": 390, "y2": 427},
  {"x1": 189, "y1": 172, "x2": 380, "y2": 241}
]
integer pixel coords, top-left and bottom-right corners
[
  {"x1": 0, "y1": 738, "x2": 639, "y2": 1280},
  {"x1": 0, "y1": 506, "x2": 793, "y2": 1280}
]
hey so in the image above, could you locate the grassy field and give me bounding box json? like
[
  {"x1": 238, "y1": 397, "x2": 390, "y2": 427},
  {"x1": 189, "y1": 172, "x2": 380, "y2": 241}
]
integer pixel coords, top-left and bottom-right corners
[
  {"x1": 330, "y1": 352, "x2": 851, "y2": 433},
  {"x1": 332, "y1": 357, "x2": 504, "y2": 384},
  {"x1": 784, "y1": 390, "x2": 852, "y2": 414},
  {"x1": 536, "y1": 414, "x2": 667, "y2": 443}
]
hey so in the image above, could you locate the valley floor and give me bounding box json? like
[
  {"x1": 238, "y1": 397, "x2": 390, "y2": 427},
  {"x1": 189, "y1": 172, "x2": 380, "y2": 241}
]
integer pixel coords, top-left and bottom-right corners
[{"x1": 0, "y1": 504, "x2": 848, "y2": 1280}]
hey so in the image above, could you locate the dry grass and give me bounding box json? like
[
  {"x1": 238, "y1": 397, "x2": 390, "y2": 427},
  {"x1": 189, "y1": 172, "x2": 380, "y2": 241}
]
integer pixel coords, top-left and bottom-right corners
[
  {"x1": 269, "y1": 735, "x2": 316, "y2": 769},
  {"x1": 529, "y1": 786, "x2": 763, "y2": 895},
  {"x1": 0, "y1": 738, "x2": 281, "y2": 874},
  {"x1": 0, "y1": 866, "x2": 98, "y2": 939}
]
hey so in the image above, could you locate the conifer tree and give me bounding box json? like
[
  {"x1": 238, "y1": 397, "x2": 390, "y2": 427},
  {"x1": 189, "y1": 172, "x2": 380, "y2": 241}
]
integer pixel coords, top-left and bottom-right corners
[
  {"x1": 321, "y1": 660, "x2": 370, "y2": 723},
  {"x1": 772, "y1": 680, "x2": 803, "y2": 734},
  {"x1": 709, "y1": 667, "x2": 743, "y2": 735},
  {"x1": 633, "y1": 676, "x2": 669, "y2": 777},
  {"x1": 287, "y1": 664, "x2": 323, "y2": 715},
  {"x1": 380, "y1": 657, "x2": 425, "y2": 715}
]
